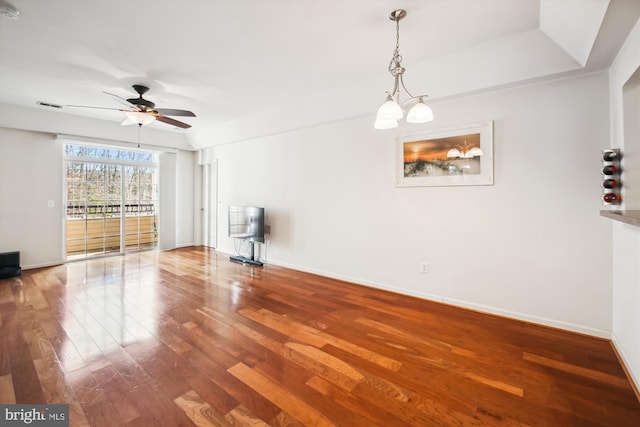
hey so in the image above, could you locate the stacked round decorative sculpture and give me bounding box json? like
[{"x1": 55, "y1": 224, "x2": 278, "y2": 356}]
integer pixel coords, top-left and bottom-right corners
[{"x1": 602, "y1": 149, "x2": 622, "y2": 205}]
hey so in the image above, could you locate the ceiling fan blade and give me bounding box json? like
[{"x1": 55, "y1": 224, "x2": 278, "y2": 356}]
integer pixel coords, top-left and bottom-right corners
[
  {"x1": 155, "y1": 114, "x2": 192, "y2": 129},
  {"x1": 65, "y1": 104, "x2": 131, "y2": 112},
  {"x1": 104, "y1": 91, "x2": 140, "y2": 109},
  {"x1": 154, "y1": 108, "x2": 196, "y2": 117}
]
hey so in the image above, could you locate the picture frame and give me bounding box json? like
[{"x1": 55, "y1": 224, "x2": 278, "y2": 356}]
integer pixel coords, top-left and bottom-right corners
[{"x1": 396, "y1": 121, "x2": 494, "y2": 187}]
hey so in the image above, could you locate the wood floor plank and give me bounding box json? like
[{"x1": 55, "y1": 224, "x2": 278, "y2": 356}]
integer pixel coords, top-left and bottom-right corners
[
  {"x1": 33, "y1": 357, "x2": 91, "y2": 427},
  {"x1": 228, "y1": 362, "x2": 336, "y2": 427},
  {"x1": 239, "y1": 308, "x2": 328, "y2": 348},
  {"x1": 185, "y1": 344, "x2": 282, "y2": 422},
  {"x1": 0, "y1": 373, "x2": 16, "y2": 403},
  {"x1": 136, "y1": 385, "x2": 198, "y2": 427},
  {"x1": 0, "y1": 323, "x2": 10, "y2": 377},
  {"x1": 1, "y1": 247, "x2": 638, "y2": 426},
  {"x1": 241, "y1": 308, "x2": 402, "y2": 372},
  {"x1": 65, "y1": 365, "x2": 107, "y2": 409},
  {"x1": 174, "y1": 390, "x2": 227, "y2": 427},
  {"x1": 83, "y1": 396, "x2": 127, "y2": 427},
  {"x1": 464, "y1": 372, "x2": 524, "y2": 397},
  {"x1": 523, "y1": 351, "x2": 631, "y2": 388},
  {"x1": 10, "y1": 347, "x2": 46, "y2": 403},
  {"x1": 304, "y1": 375, "x2": 402, "y2": 427},
  {"x1": 226, "y1": 404, "x2": 271, "y2": 427},
  {"x1": 354, "y1": 316, "x2": 467, "y2": 355},
  {"x1": 124, "y1": 339, "x2": 191, "y2": 401},
  {"x1": 283, "y1": 342, "x2": 363, "y2": 391}
]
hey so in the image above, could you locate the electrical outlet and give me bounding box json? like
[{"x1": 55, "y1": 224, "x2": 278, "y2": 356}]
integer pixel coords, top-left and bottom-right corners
[{"x1": 420, "y1": 263, "x2": 429, "y2": 273}]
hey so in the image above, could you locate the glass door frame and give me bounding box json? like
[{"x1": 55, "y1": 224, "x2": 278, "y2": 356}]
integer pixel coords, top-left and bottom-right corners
[{"x1": 63, "y1": 143, "x2": 159, "y2": 260}]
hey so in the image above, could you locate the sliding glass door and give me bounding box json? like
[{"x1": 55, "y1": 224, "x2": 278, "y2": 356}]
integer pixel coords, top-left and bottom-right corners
[
  {"x1": 64, "y1": 144, "x2": 158, "y2": 260},
  {"x1": 123, "y1": 165, "x2": 158, "y2": 252}
]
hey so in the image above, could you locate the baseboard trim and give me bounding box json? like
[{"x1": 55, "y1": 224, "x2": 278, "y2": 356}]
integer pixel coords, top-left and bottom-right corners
[
  {"x1": 22, "y1": 260, "x2": 65, "y2": 270},
  {"x1": 176, "y1": 243, "x2": 195, "y2": 249},
  {"x1": 442, "y1": 297, "x2": 611, "y2": 339},
  {"x1": 611, "y1": 333, "x2": 640, "y2": 402},
  {"x1": 253, "y1": 255, "x2": 612, "y2": 339}
]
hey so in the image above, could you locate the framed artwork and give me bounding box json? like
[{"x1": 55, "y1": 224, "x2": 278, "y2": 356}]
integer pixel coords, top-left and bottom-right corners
[{"x1": 396, "y1": 121, "x2": 494, "y2": 187}]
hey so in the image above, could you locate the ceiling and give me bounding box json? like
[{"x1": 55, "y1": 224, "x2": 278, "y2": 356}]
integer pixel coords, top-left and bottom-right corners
[{"x1": 0, "y1": 0, "x2": 638, "y2": 149}]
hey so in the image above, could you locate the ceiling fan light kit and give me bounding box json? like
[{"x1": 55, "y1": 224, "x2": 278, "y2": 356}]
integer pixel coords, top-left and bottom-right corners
[
  {"x1": 125, "y1": 111, "x2": 156, "y2": 126},
  {"x1": 375, "y1": 9, "x2": 434, "y2": 130}
]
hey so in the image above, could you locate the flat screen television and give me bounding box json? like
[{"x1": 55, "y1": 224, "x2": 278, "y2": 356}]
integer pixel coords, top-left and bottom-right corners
[{"x1": 228, "y1": 206, "x2": 265, "y2": 243}]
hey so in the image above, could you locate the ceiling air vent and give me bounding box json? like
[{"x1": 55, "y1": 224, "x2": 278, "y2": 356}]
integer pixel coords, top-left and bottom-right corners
[{"x1": 37, "y1": 101, "x2": 62, "y2": 109}]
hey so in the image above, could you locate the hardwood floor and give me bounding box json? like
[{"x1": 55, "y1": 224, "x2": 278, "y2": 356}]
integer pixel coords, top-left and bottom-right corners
[{"x1": 0, "y1": 247, "x2": 638, "y2": 426}]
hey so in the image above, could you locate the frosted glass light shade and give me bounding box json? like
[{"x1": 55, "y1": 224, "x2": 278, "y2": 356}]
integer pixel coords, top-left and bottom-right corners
[
  {"x1": 125, "y1": 111, "x2": 156, "y2": 125},
  {"x1": 406, "y1": 99, "x2": 433, "y2": 123},
  {"x1": 376, "y1": 96, "x2": 403, "y2": 120},
  {"x1": 374, "y1": 118, "x2": 398, "y2": 129}
]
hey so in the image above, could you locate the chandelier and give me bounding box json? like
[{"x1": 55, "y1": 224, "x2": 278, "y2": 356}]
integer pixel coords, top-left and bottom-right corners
[{"x1": 375, "y1": 9, "x2": 434, "y2": 130}]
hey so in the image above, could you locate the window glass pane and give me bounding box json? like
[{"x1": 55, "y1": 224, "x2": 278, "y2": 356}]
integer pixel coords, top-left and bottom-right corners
[
  {"x1": 86, "y1": 182, "x2": 105, "y2": 204},
  {"x1": 65, "y1": 144, "x2": 156, "y2": 164},
  {"x1": 106, "y1": 184, "x2": 121, "y2": 200},
  {"x1": 67, "y1": 162, "x2": 85, "y2": 180},
  {"x1": 66, "y1": 219, "x2": 87, "y2": 240},
  {"x1": 138, "y1": 232, "x2": 156, "y2": 249},
  {"x1": 86, "y1": 218, "x2": 105, "y2": 238},
  {"x1": 105, "y1": 163, "x2": 120, "y2": 179},
  {"x1": 66, "y1": 233, "x2": 86, "y2": 256},
  {"x1": 66, "y1": 201, "x2": 86, "y2": 218},
  {"x1": 86, "y1": 237, "x2": 105, "y2": 253},
  {"x1": 84, "y1": 146, "x2": 98, "y2": 158},
  {"x1": 65, "y1": 145, "x2": 84, "y2": 157},
  {"x1": 104, "y1": 148, "x2": 115, "y2": 160},
  {"x1": 105, "y1": 217, "x2": 120, "y2": 238},
  {"x1": 66, "y1": 183, "x2": 86, "y2": 201},
  {"x1": 125, "y1": 216, "x2": 140, "y2": 236}
]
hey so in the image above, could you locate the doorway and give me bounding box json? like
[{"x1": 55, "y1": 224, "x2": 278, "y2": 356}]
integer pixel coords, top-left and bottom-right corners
[
  {"x1": 64, "y1": 144, "x2": 159, "y2": 259},
  {"x1": 202, "y1": 160, "x2": 218, "y2": 248}
]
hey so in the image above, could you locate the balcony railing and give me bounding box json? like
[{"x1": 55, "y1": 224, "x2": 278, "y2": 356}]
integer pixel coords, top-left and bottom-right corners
[
  {"x1": 66, "y1": 203, "x2": 156, "y2": 218},
  {"x1": 66, "y1": 216, "x2": 158, "y2": 256}
]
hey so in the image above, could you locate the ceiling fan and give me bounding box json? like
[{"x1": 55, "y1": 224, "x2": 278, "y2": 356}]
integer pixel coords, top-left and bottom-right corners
[{"x1": 66, "y1": 84, "x2": 196, "y2": 129}]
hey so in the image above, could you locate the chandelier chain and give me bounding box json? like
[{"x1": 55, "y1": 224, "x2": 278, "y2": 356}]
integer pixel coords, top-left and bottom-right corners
[{"x1": 389, "y1": 18, "x2": 403, "y2": 74}]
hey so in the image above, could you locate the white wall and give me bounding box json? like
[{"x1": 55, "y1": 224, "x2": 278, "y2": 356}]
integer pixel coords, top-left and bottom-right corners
[
  {"x1": 210, "y1": 71, "x2": 613, "y2": 337},
  {"x1": 177, "y1": 150, "x2": 197, "y2": 247},
  {"x1": 0, "y1": 126, "x2": 196, "y2": 267},
  {"x1": 0, "y1": 128, "x2": 64, "y2": 268},
  {"x1": 159, "y1": 152, "x2": 177, "y2": 250},
  {"x1": 609, "y1": 17, "x2": 640, "y2": 392}
]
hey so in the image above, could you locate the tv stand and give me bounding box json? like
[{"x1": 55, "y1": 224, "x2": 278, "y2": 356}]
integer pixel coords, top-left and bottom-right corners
[{"x1": 230, "y1": 241, "x2": 263, "y2": 267}]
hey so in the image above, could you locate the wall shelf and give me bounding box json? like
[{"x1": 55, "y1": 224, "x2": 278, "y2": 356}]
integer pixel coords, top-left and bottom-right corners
[{"x1": 600, "y1": 210, "x2": 640, "y2": 227}]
